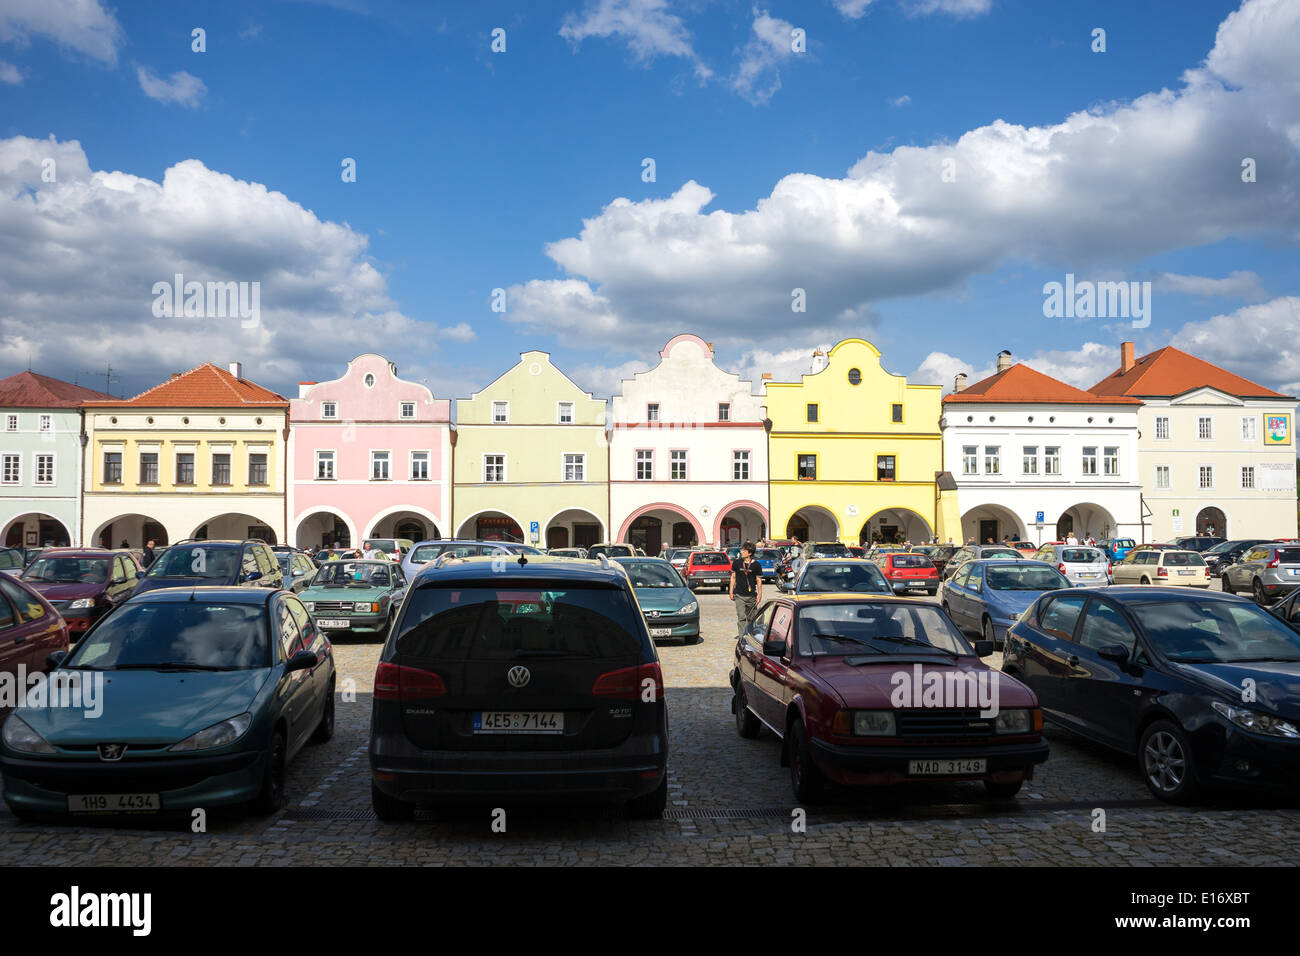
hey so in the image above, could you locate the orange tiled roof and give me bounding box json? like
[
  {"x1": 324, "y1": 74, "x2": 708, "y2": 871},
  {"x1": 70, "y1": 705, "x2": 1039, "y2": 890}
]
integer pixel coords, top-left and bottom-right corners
[
  {"x1": 1090, "y1": 346, "x2": 1289, "y2": 399},
  {"x1": 82, "y1": 363, "x2": 288, "y2": 408},
  {"x1": 944, "y1": 363, "x2": 1141, "y2": 405},
  {"x1": 0, "y1": 371, "x2": 114, "y2": 408}
]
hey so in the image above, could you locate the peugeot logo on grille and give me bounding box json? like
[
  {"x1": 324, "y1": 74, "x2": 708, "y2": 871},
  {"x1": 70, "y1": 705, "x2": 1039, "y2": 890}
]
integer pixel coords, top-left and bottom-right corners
[
  {"x1": 98, "y1": 743, "x2": 127, "y2": 762},
  {"x1": 507, "y1": 665, "x2": 531, "y2": 688},
  {"x1": 646, "y1": 610, "x2": 661, "y2": 618}
]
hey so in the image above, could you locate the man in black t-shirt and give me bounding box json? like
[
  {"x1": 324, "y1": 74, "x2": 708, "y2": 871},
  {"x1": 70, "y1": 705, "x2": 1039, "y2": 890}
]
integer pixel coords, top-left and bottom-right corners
[{"x1": 730, "y1": 541, "x2": 763, "y2": 636}]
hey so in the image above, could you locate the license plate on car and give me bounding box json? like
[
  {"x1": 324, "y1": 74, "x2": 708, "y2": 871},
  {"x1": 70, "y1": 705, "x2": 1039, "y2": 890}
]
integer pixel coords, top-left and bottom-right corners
[
  {"x1": 68, "y1": 793, "x2": 160, "y2": 813},
  {"x1": 908, "y1": 759, "x2": 987, "y2": 776},
  {"x1": 650, "y1": 627, "x2": 673, "y2": 637},
  {"x1": 705, "y1": 577, "x2": 722, "y2": 583},
  {"x1": 317, "y1": 619, "x2": 351, "y2": 628},
  {"x1": 473, "y1": 711, "x2": 564, "y2": 734},
  {"x1": 1178, "y1": 570, "x2": 1195, "y2": 575},
  {"x1": 1080, "y1": 571, "x2": 1098, "y2": 577}
]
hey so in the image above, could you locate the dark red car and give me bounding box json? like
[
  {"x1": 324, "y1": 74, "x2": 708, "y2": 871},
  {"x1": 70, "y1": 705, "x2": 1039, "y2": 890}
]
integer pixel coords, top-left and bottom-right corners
[
  {"x1": 879, "y1": 552, "x2": 940, "y2": 596},
  {"x1": 18, "y1": 549, "x2": 142, "y2": 639},
  {"x1": 730, "y1": 594, "x2": 1048, "y2": 801},
  {"x1": 684, "y1": 550, "x2": 732, "y2": 592},
  {"x1": 0, "y1": 574, "x2": 69, "y2": 679}
]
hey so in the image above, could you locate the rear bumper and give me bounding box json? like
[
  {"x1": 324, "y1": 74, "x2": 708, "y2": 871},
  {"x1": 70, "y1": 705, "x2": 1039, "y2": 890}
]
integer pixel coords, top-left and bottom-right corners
[
  {"x1": 810, "y1": 737, "x2": 1049, "y2": 786},
  {"x1": 889, "y1": 579, "x2": 938, "y2": 592}
]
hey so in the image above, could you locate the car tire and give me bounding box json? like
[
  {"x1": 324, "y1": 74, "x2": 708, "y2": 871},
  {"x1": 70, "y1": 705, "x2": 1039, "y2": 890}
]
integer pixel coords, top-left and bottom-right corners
[
  {"x1": 1140, "y1": 577, "x2": 1151, "y2": 585},
  {"x1": 380, "y1": 610, "x2": 395, "y2": 643},
  {"x1": 311, "y1": 680, "x2": 335, "y2": 744},
  {"x1": 371, "y1": 782, "x2": 416, "y2": 822},
  {"x1": 1221, "y1": 575, "x2": 1234, "y2": 594},
  {"x1": 734, "y1": 685, "x2": 761, "y2": 739},
  {"x1": 1252, "y1": 579, "x2": 1268, "y2": 606},
  {"x1": 788, "y1": 719, "x2": 825, "y2": 804},
  {"x1": 984, "y1": 779, "x2": 1023, "y2": 800},
  {"x1": 625, "y1": 776, "x2": 667, "y2": 819},
  {"x1": 1138, "y1": 719, "x2": 1200, "y2": 803},
  {"x1": 251, "y1": 731, "x2": 287, "y2": 816},
  {"x1": 982, "y1": 616, "x2": 999, "y2": 648}
]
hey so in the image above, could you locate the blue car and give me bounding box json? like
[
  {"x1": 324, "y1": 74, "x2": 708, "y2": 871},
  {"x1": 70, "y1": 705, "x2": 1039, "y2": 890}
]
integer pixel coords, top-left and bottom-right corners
[
  {"x1": 1098, "y1": 538, "x2": 1136, "y2": 563},
  {"x1": 939, "y1": 558, "x2": 1074, "y2": 647},
  {"x1": 753, "y1": 548, "x2": 783, "y2": 582}
]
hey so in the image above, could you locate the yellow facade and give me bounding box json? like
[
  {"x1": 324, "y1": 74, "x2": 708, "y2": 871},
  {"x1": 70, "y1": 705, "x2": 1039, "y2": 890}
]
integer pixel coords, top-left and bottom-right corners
[{"x1": 766, "y1": 339, "x2": 959, "y2": 545}]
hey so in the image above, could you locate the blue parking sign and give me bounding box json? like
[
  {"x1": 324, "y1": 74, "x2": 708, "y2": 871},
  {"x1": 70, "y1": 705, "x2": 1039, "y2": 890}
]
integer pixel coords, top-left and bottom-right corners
[
  {"x1": 529, "y1": 521, "x2": 539, "y2": 534},
  {"x1": 1035, "y1": 511, "x2": 1045, "y2": 523}
]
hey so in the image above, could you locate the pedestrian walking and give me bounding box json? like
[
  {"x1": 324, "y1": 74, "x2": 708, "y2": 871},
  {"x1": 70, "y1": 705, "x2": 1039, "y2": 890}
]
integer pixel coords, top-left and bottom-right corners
[
  {"x1": 142, "y1": 539, "x2": 156, "y2": 568},
  {"x1": 730, "y1": 541, "x2": 763, "y2": 636}
]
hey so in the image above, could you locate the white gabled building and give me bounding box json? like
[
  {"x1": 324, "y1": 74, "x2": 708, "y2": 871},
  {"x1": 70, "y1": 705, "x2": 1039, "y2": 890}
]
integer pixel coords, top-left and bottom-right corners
[
  {"x1": 942, "y1": 354, "x2": 1144, "y2": 546},
  {"x1": 610, "y1": 334, "x2": 769, "y2": 553}
]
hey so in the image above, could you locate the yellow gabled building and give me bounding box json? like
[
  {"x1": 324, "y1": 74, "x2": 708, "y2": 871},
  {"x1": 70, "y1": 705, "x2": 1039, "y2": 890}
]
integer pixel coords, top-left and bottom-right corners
[{"x1": 765, "y1": 338, "x2": 959, "y2": 546}]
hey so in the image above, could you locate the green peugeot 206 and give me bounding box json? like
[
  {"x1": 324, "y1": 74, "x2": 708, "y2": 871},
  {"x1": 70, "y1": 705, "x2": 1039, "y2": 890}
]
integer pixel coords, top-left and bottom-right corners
[
  {"x1": 614, "y1": 556, "x2": 700, "y2": 645},
  {"x1": 299, "y1": 559, "x2": 408, "y2": 642}
]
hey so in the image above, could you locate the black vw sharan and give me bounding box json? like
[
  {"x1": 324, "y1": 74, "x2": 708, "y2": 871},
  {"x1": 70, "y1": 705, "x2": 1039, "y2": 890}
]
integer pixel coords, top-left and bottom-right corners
[{"x1": 368, "y1": 554, "x2": 669, "y2": 819}]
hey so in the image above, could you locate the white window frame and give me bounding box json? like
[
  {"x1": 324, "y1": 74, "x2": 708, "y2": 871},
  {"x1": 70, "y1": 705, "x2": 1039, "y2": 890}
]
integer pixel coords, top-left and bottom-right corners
[
  {"x1": 562, "y1": 452, "x2": 586, "y2": 482},
  {"x1": 321, "y1": 401, "x2": 338, "y2": 420},
  {"x1": 1240, "y1": 416, "x2": 1257, "y2": 442},
  {"x1": 35, "y1": 453, "x2": 54, "y2": 485},
  {"x1": 1022, "y1": 446, "x2": 1039, "y2": 475},
  {"x1": 1081, "y1": 446, "x2": 1098, "y2": 476},
  {"x1": 1, "y1": 452, "x2": 20, "y2": 485},
  {"x1": 4, "y1": 414, "x2": 16, "y2": 432},
  {"x1": 370, "y1": 450, "x2": 391, "y2": 481},
  {"x1": 1103, "y1": 446, "x2": 1119, "y2": 476},
  {"x1": 38, "y1": 414, "x2": 51, "y2": 433},
  {"x1": 483, "y1": 453, "x2": 506, "y2": 483},
  {"x1": 1155, "y1": 464, "x2": 1170, "y2": 489},
  {"x1": 635, "y1": 449, "x2": 653, "y2": 481},
  {"x1": 1154, "y1": 416, "x2": 1170, "y2": 441},
  {"x1": 1044, "y1": 446, "x2": 1061, "y2": 476},
  {"x1": 983, "y1": 445, "x2": 1001, "y2": 476},
  {"x1": 670, "y1": 449, "x2": 687, "y2": 480},
  {"x1": 315, "y1": 449, "x2": 336, "y2": 481},
  {"x1": 557, "y1": 401, "x2": 575, "y2": 424},
  {"x1": 718, "y1": 403, "x2": 731, "y2": 422},
  {"x1": 1197, "y1": 416, "x2": 1214, "y2": 441},
  {"x1": 1198, "y1": 464, "x2": 1215, "y2": 490},
  {"x1": 492, "y1": 401, "x2": 509, "y2": 424},
  {"x1": 733, "y1": 449, "x2": 750, "y2": 481},
  {"x1": 399, "y1": 402, "x2": 416, "y2": 420},
  {"x1": 1241, "y1": 465, "x2": 1255, "y2": 490},
  {"x1": 647, "y1": 403, "x2": 660, "y2": 423},
  {"x1": 962, "y1": 445, "x2": 978, "y2": 475},
  {"x1": 410, "y1": 449, "x2": 430, "y2": 481}
]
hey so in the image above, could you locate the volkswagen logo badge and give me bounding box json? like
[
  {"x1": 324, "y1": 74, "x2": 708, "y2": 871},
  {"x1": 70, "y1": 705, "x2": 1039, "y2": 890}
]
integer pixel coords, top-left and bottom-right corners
[
  {"x1": 98, "y1": 743, "x2": 127, "y2": 762},
  {"x1": 507, "y1": 665, "x2": 531, "y2": 688}
]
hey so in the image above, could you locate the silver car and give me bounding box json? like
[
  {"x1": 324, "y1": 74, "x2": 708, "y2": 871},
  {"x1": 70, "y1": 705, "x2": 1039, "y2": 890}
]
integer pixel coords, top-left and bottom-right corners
[
  {"x1": 1032, "y1": 544, "x2": 1111, "y2": 586},
  {"x1": 1222, "y1": 544, "x2": 1300, "y2": 604}
]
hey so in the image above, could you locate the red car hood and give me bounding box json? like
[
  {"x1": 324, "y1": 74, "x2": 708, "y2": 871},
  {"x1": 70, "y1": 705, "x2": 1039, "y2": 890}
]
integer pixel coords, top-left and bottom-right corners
[
  {"x1": 22, "y1": 580, "x2": 103, "y2": 602},
  {"x1": 806, "y1": 655, "x2": 1037, "y2": 709}
]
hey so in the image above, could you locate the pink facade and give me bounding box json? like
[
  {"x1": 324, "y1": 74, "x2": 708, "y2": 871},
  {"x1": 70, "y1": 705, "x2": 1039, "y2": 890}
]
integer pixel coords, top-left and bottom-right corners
[{"x1": 287, "y1": 354, "x2": 452, "y2": 548}]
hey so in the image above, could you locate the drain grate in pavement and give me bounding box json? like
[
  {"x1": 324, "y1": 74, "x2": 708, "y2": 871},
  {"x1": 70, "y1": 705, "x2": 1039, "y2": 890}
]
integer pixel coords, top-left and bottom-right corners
[
  {"x1": 664, "y1": 807, "x2": 789, "y2": 821},
  {"x1": 283, "y1": 808, "x2": 376, "y2": 821}
]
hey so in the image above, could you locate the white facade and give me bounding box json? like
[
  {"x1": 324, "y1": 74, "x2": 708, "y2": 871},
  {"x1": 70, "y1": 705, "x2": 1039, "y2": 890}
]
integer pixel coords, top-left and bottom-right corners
[
  {"x1": 610, "y1": 334, "x2": 769, "y2": 552},
  {"x1": 943, "y1": 402, "x2": 1143, "y2": 546},
  {"x1": 1137, "y1": 390, "x2": 1297, "y2": 540}
]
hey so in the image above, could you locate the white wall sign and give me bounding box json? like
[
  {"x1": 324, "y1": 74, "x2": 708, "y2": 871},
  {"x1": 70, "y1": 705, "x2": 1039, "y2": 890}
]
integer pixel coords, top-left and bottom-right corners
[{"x1": 1258, "y1": 461, "x2": 1298, "y2": 492}]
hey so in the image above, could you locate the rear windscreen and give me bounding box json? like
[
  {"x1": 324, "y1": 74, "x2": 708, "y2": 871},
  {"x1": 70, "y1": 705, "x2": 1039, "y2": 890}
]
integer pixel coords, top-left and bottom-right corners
[
  {"x1": 1113, "y1": 540, "x2": 1135, "y2": 548},
  {"x1": 693, "y1": 552, "x2": 730, "y2": 565},
  {"x1": 1163, "y1": 553, "x2": 1206, "y2": 567},
  {"x1": 396, "y1": 583, "x2": 644, "y2": 661},
  {"x1": 1061, "y1": 548, "x2": 1102, "y2": 563},
  {"x1": 891, "y1": 554, "x2": 933, "y2": 568},
  {"x1": 410, "y1": 543, "x2": 493, "y2": 564},
  {"x1": 1278, "y1": 549, "x2": 1300, "y2": 564}
]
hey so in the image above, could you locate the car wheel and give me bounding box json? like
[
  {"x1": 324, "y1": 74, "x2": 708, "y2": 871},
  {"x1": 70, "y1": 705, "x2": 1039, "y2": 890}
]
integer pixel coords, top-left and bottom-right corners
[
  {"x1": 371, "y1": 782, "x2": 416, "y2": 822},
  {"x1": 984, "y1": 779, "x2": 1023, "y2": 800},
  {"x1": 927, "y1": 587, "x2": 937, "y2": 596},
  {"x1": 1139, "y1": 720, "x2": 1200, "y2": 803},
  {"x1": 251, "y1": 730, "x2": 287, "y2": 816},
  {"x1": 734, "y1": 685, "x2": 761, "y2": 739},
  {"x1": 625, "y1": 776, "x2": 667, "y2": 819},
  {"x1": 1221, "y1": 574, "x2": 1234, "y2": 594},
  {"x1": 1252, "y1": 579, "x2": 1268, "y2": 606},
  {"x1": 982, "y1": 616, "x2": 999, "y2": 648},
  {"x1": 788, "y1": 719, "x2": 825, "y2": 803},
  {"x1": 1140, "y1": 577, "x2": 1151, "y2": 585},
  {"x1": 380, "y1": 610, "x2": 396, "y2": 643},
  {"x1": 311, "y1": 680, "x2": 335, "y2": 744}
]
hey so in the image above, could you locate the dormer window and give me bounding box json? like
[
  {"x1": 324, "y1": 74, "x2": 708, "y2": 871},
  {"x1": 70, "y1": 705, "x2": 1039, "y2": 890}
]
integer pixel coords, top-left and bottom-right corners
[{"x1": 322, "y1": 402, "x2": 337, "y2": 419}]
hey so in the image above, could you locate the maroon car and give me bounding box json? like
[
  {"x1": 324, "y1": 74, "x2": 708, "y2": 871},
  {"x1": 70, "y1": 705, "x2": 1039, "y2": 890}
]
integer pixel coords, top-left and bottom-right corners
[
  {"x1": 730, "y1": 594, "x2": 1048, "y2": 801},
  {"x1": 684, "y1": 550, "x2": 732, "y2": 592},
  {"x1": 0, "y1": 574, "x2": 69, "y2": 680},
  {"x1": 18, "y1": 549, "x2": 142, "y2": 639}
]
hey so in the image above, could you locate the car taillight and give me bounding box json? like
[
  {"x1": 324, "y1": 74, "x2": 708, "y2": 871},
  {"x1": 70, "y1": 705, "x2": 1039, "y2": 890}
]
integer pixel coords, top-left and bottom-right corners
[
  {"x1": 374, "y1": 661, "x2": 446, "y2": 700},
  {"x1": 592, "y1": 662, "x2": 664, "y2": 701},
  {"x1": 1058, "y1": 562, "x2": 1067, "y2": 573},
  {"x1": 1157, "y1": 566, "x2": 1168, "y2": 577},
  {"x1": 1267, "y1": 557, "x2": 1280, "y2": 569}
]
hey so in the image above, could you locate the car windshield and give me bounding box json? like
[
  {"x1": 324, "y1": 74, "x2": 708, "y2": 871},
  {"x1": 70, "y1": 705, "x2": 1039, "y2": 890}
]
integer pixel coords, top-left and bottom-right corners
[
  {"x1": 1062, "y1": 548, "x2": 1104, "y2": 563},
  {"x1": 811, "y1": 543, "x2": 850, "y2": 557},
  {"x1": 1112, "y1": 539, "x2": 1135, "y2": 549},
  {"x1": 620, "y1": 563, "x2": 683, "y2": 588},
  {"x1": 1132, "y1": 600, "x2": 1300, "y2": 663},
  {"x1": 756, "y1": 549, "x2": 782, "y2": 562},
  {"x1": 144, "y1": 545, "x2": 239, "y2": 580},
  {"x1": 397, "y1": 584, "x2": 643, "y2": 660},
  {"x1": 65, "y1": 603, "x2": 269, "y2": 670},
  {"x1": 1163, "y1": 553, "x2": 1206, "y2": 567},
  {"x1": 277, "y1": 553, "x2": 292, "y2": 573},
  {"x1": 982, "y1": 548, "x2": 1021, "y2": 559},
  {"x1": 798, "y1": 563, "x2": 890, "y2": 594},
  {"x1": 796, "y1": 603, "x2": 972, "y2": 657},
  {"x1": 985, "y1": 565, "x2": 1071, "y2": 591},
  {"x1": 312, "y1": 562, "x2": 391, "y2": 587},
  {"x1": 22, "y1": 557, "x2": 111, "y2": 584}
]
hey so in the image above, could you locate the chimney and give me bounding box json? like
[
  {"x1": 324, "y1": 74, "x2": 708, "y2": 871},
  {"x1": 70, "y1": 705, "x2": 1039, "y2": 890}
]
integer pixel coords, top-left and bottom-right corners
[
  {"x1": 996, "y1": 350, "x2": 1013, "y2": 373},
  {"x1": 954, "y1": 373, "x2": 967, "y2": 392},
  {"x1": 229, "y1": 362, "x2": 243, "y2": 380},
  {"x1": 810, "y1": 349, "x2": 827, "y2": 374},
  {"x1": 1120, "y1": 341, "x2": 1135, "y2": 373},
  {"x1": 761, "y1": 373, "x2": 772, "y2": 380},
  {"x1": 298, "y1": 381, "x2": 317, "y2": 399}
]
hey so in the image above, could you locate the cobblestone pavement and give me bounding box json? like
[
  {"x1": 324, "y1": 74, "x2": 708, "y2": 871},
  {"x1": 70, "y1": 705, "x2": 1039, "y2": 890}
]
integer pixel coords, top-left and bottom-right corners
[{"x1": 3, "y1": 586, "x2": 1298, "y2": 865}]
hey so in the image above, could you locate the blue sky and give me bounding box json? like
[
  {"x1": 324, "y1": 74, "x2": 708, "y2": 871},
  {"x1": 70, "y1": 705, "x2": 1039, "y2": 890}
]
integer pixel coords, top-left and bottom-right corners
[{"x1": 1, "y1": 0, "x2": 1296, "y2": 403}]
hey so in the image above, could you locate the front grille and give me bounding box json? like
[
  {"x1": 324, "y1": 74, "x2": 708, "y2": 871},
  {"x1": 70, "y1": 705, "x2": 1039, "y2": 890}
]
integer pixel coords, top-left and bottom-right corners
[
  {"x1": 896, "y1": 709, "x2": 994, "y2": 739},
  {"x1": 311, "y1": 601, "x2": 356, "y2": 614},
  {"x1": 47, "y1": 601, "x2": 69, "y2": 611}
]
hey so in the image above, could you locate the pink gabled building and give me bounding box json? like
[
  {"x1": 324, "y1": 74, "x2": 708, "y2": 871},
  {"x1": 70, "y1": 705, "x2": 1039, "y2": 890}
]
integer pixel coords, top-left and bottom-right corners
[{"x1": 288, "y1": 354, "x2": 452, "y2": 548}]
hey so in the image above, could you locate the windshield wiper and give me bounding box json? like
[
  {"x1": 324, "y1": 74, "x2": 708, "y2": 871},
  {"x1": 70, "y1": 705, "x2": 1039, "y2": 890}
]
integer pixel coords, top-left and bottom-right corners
[
  {"x1": 113, "y1": 662, "x2": 237, "y2": 671},
  {"x1": 809, "y1": 633, "x2": 882, "y2": 653},
  {"x1": 869, "y1": 633, "x2": 959, "y2": 656}
]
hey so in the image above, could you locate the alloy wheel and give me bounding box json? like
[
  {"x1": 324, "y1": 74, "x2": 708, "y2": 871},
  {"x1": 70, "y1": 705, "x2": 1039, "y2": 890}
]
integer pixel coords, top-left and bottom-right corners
[{"x1": 1142, "y1": 730, "x2": 1186, "y2": 793}]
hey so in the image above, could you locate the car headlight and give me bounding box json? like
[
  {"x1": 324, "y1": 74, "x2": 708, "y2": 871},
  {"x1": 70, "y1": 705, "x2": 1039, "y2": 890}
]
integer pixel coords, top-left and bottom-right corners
[
  {"x1": 678, "y1": 601, "x2": 698, "y2": 615},
  {"x1": 853, "y1": 711, "x2": 896, "y2": 736},
  {"x1": 1211, "y1": 701, "x2": 1300, "y2": 738},
  {"x1": 2, "y1": 715, "x2": 57, "y2": 754},
  {"x1": 67, "y1": 597, "x2": 95, "y2": 610},
  {"x1": 995, "y1": 709, "x2": 1031, "y2": 734},
  {"x1": 169, "y1": 713, "x2": 253, "y2": 752},
  {"x1": 354, "y1": 601, "x2": 378, "y2": 613},
  {"x1": 303, "y1": 602, "x2": 314, "y2": 612}
]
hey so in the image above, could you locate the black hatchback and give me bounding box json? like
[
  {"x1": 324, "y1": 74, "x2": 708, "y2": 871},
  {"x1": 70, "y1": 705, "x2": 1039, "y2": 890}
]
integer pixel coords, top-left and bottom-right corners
[
  {"x1": 132, "y1": 540, "x2": 284, "y2": 597},
  {"x1": 369, "y1": 555, "x2": 669, "y2": 819},
  {"x1": 1004, "y1": 586, "x2": 1300, "y2": 802}
]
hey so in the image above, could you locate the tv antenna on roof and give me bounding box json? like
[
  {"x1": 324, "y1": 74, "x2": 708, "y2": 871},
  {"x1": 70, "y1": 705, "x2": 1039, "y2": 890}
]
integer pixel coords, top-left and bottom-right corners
[{"x1": 82, "y1": 363, "x2": 121, "y2": 397}]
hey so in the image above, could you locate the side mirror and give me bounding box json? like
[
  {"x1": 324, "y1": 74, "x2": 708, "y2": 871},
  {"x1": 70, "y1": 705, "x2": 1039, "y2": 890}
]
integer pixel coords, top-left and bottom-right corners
[
  {"x1": 285, "y1": 649, "x2": 318, "y2": 673},
  {"x1": 246, "y1": 571, "x2": 262, "y2": 582},
  {"x1": 1097, "y1": 643, "x2": 1130, "y2": 663},
  {"x1": 46, "y1": 650, "x2": 68, "y2": 670},
  {"x1": 762, "y1": 639, "x2": 787, "y2": 657},
  {"x1": 973, "y1": 640, "x2": 994, "y2": 658}
]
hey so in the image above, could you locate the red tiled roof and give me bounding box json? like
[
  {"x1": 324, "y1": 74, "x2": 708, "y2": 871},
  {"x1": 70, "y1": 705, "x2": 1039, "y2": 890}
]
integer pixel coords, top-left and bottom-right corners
[
  {"x1": 1090, "y1": 346, "x2": 1289, "y2": 399},
  {"x1": 83, "y1": 363, "x2": 288, "y2": 408},
  {"x1": 0, "y1": 371, "x2": 114, "y2": 408},
  {"x1": 944, "y1": 363, "x2": 1141, "y2": 405}
]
